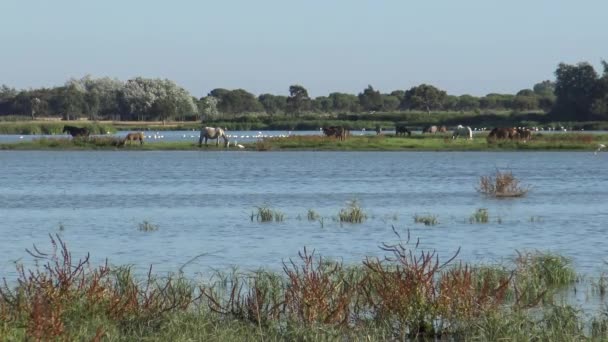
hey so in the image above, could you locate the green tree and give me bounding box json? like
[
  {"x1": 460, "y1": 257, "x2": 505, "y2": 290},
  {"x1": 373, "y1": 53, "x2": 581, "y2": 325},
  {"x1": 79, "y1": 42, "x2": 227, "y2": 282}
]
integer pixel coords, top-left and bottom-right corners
[
  {"x1": 401, "y1": 84, "x2": 447, "y2": 114},
  {"x1": 552, "y1": 62, "x2": 599, "y2": 120},
  {"x1": 311, "y1": 96, "x2": 333, "y2": 113},
  {"x1": 328, "y1": 92, "x2": 359, "y2": 112},
  {"x1": 210, "y1": 89, "x2": 262, "y2": 114},
  {"x1": 358, "y1": 85, "x2": 383, "y2": 111},
  {"x1": 286, "y1": 85, "x2": 311, "y2": 117},
  {"x1": 533, "y1": 80, "x2": 556, "y2": 96},
  {"x1": 258, "y1": 94, "x2": 287, "y2": 116},
  {"x1": 456, "y1": 95, "x2": 480, "y2": 111},
  {"x1": 381, "y1": 94, "x2": 400, "y2": 111},
  {"x1": 198, "y1": 96, "x2": 220, "y2": 122},
  {"x1": 590, "y1": 60, "x2": 608, "y2": 119}
]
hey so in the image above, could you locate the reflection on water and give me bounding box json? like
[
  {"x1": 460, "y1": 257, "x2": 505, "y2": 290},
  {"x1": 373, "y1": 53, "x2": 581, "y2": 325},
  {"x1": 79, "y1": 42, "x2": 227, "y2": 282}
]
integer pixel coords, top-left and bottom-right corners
[{"x1": 0, "y1": 151, "x2": 607, "y2": 285}]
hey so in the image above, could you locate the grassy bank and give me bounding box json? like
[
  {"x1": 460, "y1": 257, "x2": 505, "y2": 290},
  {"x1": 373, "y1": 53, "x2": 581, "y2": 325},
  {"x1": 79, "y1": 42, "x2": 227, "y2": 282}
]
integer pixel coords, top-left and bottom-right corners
[
  {"x1": 2, "y1": 133, "x2": 607, "y2": 151},
  {"x1": 0, "y1": 233, "x2": 606, "y2": 341}
]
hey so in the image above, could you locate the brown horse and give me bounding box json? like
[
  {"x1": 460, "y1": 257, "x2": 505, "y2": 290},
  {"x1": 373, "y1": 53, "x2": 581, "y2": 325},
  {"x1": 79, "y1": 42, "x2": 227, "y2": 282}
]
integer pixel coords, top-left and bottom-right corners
[
  {"x1": 487, "y1": 127, "x2": 517, "y2": 141},
  {"x1": 322, "y1": 126, "x2": 348, "y2": 141},
  {"x1": 122, "y1": 132, "x2": 145, "y2": 145}
]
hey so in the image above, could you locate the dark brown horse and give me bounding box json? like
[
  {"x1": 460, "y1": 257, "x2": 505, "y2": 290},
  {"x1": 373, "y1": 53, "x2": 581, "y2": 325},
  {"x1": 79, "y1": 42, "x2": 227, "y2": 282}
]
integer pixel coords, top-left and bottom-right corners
[
  {"x1": 63, "y1": 125, "x2": 90, "y2": 138},
  {"x1": 487, "y1": 127, "x2": 517, "y2": 141},
  {"x1": 322, "y1": 126, "x2": 348, "y2": 141},
  {"x1": 395, "y1": 124, "x2": 412, "y2": 136},
  {"x1": 122, "y1": 132, "x2": 145, "y2": 145}
]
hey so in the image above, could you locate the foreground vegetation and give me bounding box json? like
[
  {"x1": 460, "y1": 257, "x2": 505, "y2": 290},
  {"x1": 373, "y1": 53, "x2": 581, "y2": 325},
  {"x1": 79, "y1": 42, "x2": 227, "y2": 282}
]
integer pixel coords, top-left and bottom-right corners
[{"x1": 1, "y1": 233, "x2": 606, "y2": 341}]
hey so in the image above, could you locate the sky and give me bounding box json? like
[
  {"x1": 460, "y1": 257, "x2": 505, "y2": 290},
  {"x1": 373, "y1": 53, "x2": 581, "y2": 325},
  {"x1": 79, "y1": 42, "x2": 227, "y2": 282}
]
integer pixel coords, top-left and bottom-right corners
[{"x1": 1, "y1": 0, "x2": 607, "y2": 98}]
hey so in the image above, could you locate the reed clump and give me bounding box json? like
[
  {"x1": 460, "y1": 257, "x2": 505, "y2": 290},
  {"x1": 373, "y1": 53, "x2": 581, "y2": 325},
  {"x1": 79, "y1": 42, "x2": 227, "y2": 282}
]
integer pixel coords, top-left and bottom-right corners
[
  {"x1": 252, "y1": 206, "x2": 284, "y2": 222},
  {"x1": 413, "y1": 214, "x2": 438, "y2": 226},
  {"x1": 477, "y1": 169, "x2": 529, "y2": 198},
  {"x1": 305, "y1": 209, "x2": 320, "y2": 221},
  {"x1": 470, "y1": 208, "x2": 489, "y2": 223},
  {"x1": 338, "y1": 199, "x2": 367, "y2": 223},
  {"x1": 138, "y1": 220, "x2": 159, "y2": 232}
]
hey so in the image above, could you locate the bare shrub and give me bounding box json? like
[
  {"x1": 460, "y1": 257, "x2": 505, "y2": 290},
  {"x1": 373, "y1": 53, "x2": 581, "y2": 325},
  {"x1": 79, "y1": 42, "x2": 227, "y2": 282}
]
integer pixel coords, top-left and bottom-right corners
[{"x1": 477, "y1": 169, "x2": 528, "y2": 198}]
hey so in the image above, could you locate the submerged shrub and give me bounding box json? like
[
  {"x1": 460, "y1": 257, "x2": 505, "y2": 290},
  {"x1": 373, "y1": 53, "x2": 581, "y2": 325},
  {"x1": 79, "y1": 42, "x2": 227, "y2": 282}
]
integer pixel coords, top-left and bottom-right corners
[{"x1": 477, "y1": 169, "x2": 528, "y2": 198}]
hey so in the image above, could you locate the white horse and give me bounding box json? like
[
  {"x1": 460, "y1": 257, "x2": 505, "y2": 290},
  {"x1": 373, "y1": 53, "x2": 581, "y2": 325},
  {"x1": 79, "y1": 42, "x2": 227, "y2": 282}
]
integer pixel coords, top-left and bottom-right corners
[
  {"x1": 452, "y1": 125, "x2": 473, "y2": 140},
  {"x1": 199, "y1": 127, "x2": 229, "y2": 147}
]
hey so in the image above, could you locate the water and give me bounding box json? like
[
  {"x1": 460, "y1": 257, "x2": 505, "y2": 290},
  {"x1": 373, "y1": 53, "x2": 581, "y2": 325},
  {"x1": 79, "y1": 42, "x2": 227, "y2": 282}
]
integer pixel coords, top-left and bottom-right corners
[{"x1": 1, "y1": 150, "x2": 607, "y2": 283}]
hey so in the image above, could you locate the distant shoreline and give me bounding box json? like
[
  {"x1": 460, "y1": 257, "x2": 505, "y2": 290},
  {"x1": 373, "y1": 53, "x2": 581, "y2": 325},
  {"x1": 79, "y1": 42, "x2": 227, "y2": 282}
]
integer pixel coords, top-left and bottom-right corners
[{"x1": 1, "y1": 133, "x2": 606, "y2": 152}]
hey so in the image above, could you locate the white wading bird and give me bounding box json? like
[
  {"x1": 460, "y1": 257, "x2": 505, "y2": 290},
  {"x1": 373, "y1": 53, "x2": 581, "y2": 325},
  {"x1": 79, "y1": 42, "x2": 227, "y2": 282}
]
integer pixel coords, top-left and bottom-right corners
[{"x1": 594, "y1": 144, "x2": 606, "y2": 155}]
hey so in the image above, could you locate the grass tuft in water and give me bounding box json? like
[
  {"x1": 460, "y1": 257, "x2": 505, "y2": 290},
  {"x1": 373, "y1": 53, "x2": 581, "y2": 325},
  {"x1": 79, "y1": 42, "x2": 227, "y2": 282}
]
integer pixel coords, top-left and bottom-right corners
[
  {"x1": 138, "y1": 220, "x2": 159, "y2": 232},
  {"x1": 470, "y1": 208, "x2": 489, "y2": 223},
  {"x1": 252, "y1": 206, "x2": 284, "y2": 222},
  {"x1": 413, "y1": 214, "x2": 438, "y2": 226},
  {"x1": 338, "y1": 199, "x2": 367, "y2": 223},
  {"x1": 307, "y1": 209, "x2": 320, "y2": 221}
]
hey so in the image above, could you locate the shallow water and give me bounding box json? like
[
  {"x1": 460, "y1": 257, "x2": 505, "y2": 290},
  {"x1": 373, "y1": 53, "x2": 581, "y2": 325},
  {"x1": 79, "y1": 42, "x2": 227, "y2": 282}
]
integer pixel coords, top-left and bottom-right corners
[{"x1": 0, "y1": 150, "x2": 607, "y2": 284}]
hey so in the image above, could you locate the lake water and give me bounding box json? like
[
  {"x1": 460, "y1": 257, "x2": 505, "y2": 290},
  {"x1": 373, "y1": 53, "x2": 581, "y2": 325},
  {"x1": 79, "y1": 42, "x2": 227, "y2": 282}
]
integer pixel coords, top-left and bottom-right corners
[{"x1": 1, "y1": 150, "x2": 607, "y2": 284}]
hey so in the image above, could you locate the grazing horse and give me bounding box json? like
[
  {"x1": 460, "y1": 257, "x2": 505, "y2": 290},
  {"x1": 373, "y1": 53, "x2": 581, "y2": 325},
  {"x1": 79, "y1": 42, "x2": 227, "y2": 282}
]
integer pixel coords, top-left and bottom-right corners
[
  {"x1": 122, "y1": 132, "x2": 144, "y2": 145},
  {"x1": 199, "y1": 127, "x2": 229, "y2": 147},
  {"x1": 516, "y1": 128, "x2": 532, "y2": 141},
  {"x1": 487, "y1": 127, "x2": 518, "y2": 141},
  {"x1": 423, "y1": 125, "x2": 438, "y2": 134},
  {"x1": 63, "y1": 125, "x2": 90, "y2": 138},
  {"x1": 438, "y1": 125, "x2": 448, "y2": 133},
  {"x1": 395, "y1": 124, "x2": 412, "y2": 137},
  {"x1": 322, "y1": 126, "x2": 348, "y2": 141},
  {"x1": 452, "y1": 125, "x2": 473, "y2": 140}
]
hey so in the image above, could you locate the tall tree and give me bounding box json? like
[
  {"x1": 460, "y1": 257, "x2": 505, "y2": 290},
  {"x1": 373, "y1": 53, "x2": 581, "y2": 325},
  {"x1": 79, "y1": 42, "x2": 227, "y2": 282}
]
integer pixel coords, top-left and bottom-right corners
[
  {"x1": 552, "y1": 62, "x2": 599, "y2": 120},
  {"x1": 258, "y1": 94, "x2": 287, "y2": 116},
  {"x1": 401, "y1": 84, "x2": 447, "y2": 114},
  {"x1": 358, "y1": 85, "x2": 383, "y2": 111},
  {"x1": 286, "y1": 85, "x2": 311, "y2": 117}
]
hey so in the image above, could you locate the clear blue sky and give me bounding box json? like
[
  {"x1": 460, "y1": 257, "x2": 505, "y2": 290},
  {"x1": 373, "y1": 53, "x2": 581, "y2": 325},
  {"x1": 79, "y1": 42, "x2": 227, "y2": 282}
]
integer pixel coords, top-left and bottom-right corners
[{"x1": 1, "y1": 0, "x2": 606, "y2": 97}]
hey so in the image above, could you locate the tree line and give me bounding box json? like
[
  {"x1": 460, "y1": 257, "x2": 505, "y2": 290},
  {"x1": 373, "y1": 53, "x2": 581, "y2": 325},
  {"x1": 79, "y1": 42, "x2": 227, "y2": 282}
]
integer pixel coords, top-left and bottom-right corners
[{"x1": 0, "y1": 60, "x2": 606, "y2": 122}]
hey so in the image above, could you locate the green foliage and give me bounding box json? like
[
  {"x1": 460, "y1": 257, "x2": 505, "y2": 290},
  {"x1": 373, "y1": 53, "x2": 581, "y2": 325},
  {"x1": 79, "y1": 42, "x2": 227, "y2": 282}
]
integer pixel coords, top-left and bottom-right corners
[
  {"x1": 286, "y1": 84, "x2": 311, "y2": 117},
  {"x1": 402, "y1": 84, "x2": 448, "y2": 114}
]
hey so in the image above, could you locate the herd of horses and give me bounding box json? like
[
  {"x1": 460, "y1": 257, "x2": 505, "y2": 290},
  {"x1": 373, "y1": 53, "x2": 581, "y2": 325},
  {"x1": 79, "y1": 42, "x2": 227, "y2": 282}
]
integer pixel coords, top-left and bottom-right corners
[{"x1": 60, "y1": 123, "x2": 534, "y2": 147}]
